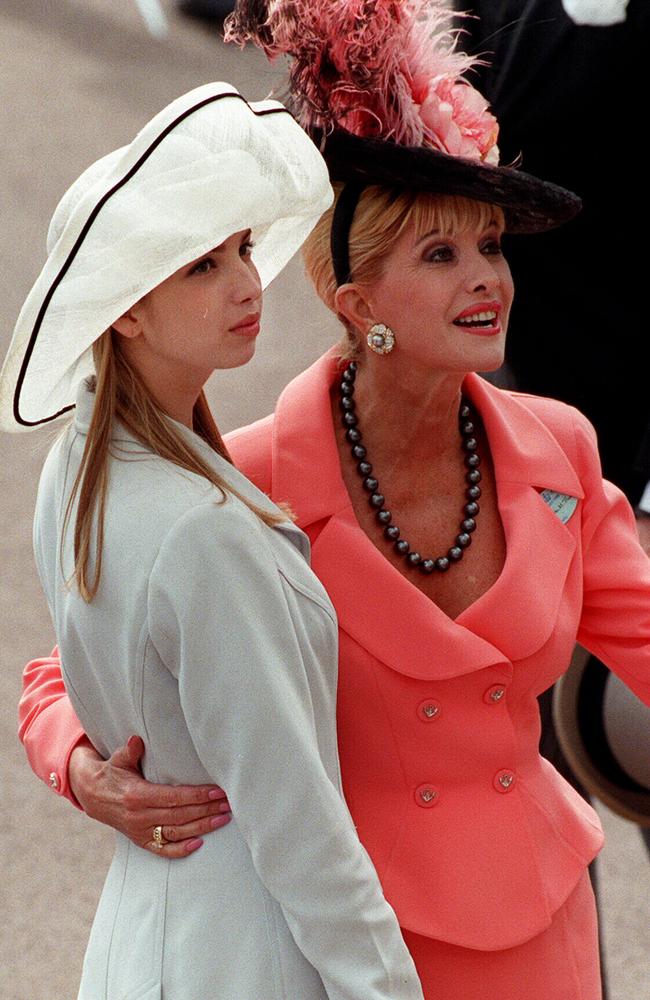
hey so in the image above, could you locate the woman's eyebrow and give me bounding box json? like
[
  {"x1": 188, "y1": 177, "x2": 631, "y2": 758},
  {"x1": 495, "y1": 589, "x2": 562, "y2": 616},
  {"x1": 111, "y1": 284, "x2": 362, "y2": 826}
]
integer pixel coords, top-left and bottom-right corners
[
  {"x1": 205, "y1": 230, "x2": 253, "y2": 255},
  {"x1": 414, "y1": 228, "x2": 441, "y2": 246}
]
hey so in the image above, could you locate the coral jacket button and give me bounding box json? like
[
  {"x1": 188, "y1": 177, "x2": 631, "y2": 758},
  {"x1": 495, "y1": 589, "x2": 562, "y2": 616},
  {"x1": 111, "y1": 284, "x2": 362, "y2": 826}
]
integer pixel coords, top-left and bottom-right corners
[
  {"x1": 415, "y1": 784, "x2": 439, "y2": 807},
  {"x1": 484, "y1": 684, "x2": 506, "y2": 704},
  {"x1": 48, "y1": 772, "x2": 59, "y2": 790},
  {"x1": 494, "y1": 770, "x2": 516, "y2": 793},
  {"x1": 417, "y1": 699, "x2": 442, "y2": 721}
]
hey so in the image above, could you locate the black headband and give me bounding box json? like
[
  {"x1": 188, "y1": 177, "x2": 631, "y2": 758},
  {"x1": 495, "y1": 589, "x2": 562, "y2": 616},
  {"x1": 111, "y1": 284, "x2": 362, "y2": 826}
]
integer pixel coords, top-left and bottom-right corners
[{"x1": 330, "y1": 180, "x2": 365, "y2": 286}]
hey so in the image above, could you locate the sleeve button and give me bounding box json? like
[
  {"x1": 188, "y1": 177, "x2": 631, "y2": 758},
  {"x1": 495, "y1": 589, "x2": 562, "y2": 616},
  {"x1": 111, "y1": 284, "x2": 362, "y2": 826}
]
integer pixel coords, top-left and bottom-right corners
[{"x1": 48, "y1": 772, "x2": 59, "y2": 790}]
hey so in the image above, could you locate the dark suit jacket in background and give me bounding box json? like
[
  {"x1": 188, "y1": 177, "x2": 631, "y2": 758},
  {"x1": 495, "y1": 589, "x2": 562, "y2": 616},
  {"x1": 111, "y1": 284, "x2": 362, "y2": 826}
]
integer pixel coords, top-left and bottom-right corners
[{"x1": 453, "y1": 0, "x2": 650, "y2": 502}]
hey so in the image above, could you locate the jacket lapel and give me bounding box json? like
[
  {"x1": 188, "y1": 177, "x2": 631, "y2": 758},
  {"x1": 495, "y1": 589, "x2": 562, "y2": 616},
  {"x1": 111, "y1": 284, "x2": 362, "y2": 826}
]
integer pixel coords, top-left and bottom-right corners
[
  {"x1": 271, "y1": 354, "x2": 582, "y2": 678},
  {"x1": 74, "y1": 379, "x2": 310, "y2": 560}
]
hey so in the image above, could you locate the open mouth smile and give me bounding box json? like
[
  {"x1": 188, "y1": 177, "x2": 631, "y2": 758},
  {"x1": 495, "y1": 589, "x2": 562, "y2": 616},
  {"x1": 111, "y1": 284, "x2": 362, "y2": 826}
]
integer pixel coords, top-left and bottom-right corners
[{"x1": 453, "y1": 303, "x2": 502, "y2": 336}]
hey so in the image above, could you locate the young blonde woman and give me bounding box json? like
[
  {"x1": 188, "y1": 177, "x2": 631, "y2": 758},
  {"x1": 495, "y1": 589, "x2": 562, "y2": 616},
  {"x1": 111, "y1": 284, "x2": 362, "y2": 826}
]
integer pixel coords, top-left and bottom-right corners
[{"x1": 0, "y1": 83, "x2": 425, "y2": 1000}]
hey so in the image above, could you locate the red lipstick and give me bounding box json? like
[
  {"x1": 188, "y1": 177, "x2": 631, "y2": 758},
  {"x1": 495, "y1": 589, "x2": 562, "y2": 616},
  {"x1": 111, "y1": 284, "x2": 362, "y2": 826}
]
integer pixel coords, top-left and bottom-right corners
[{"x1": 452, "y1": 301, "x2": 502, "y2": 337}]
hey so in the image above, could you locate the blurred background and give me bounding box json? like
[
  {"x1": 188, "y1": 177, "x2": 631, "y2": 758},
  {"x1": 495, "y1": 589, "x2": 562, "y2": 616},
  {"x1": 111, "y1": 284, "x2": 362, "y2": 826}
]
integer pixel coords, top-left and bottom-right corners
[{"x1": 0, "y1": 2, "x2": 647, "y2": 997}]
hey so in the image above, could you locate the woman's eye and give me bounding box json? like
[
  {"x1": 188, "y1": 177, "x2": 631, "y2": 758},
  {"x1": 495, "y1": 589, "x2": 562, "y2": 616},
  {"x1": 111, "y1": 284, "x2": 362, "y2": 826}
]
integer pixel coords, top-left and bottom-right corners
[
  {"x1": 190, "y1": 258, "x2": 215, "y2": 275},
  {"x1": 481, "y1": 239, "x2": 503, "y2": 256},
  {"x1": 425, "y1": 244, "x2": 455, "y2": 264}
]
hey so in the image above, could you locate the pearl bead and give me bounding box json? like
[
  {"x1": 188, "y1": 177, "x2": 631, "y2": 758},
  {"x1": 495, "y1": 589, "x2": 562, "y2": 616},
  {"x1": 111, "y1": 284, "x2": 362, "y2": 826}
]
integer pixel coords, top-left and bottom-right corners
[{"x1": 339, "y1": 363, "x2": 482, "y2": 575}]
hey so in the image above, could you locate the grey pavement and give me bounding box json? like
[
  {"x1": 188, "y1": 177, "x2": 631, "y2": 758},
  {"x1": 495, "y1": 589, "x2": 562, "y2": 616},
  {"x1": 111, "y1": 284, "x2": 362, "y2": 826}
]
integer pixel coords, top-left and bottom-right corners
[{"x1": 0, "y1": 3, "x2": 648, "y2": 998}]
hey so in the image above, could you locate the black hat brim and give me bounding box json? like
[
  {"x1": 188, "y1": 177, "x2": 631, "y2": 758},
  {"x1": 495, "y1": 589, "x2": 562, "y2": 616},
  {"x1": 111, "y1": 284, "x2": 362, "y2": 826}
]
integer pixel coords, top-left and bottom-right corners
[{"x1": 321, "y1": 128, "x2": 582, "y2": 234}]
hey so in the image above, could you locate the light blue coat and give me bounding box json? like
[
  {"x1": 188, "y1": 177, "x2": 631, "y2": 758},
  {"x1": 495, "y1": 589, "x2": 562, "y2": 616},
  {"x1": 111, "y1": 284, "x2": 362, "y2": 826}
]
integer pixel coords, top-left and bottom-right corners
[{"x1": 33, "y1": 381, "x2": 424, "y2": 1000}]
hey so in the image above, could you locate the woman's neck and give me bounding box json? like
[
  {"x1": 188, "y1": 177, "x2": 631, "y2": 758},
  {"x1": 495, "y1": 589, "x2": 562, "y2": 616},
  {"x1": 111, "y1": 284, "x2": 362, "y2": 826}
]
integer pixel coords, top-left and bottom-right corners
[{"x1": 349, "y1": 357, "x2": 468, "y2": 470}]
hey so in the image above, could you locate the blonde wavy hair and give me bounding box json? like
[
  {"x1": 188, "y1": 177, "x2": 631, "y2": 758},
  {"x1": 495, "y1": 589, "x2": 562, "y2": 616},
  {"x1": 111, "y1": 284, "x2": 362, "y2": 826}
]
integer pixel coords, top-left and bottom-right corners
[
  {"x1": 65, "y1": 328, "x2": 287, "y2": 603},
  {"x1": 302, "y1": 184, "x2": 502, "y2": 357}
]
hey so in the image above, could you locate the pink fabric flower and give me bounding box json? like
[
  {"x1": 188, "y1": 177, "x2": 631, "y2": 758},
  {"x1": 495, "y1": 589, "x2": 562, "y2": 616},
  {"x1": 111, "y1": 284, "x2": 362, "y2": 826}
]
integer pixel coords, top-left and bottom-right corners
[{"x1": 419, "y1": 78, "x2": 499, "y2": 163}]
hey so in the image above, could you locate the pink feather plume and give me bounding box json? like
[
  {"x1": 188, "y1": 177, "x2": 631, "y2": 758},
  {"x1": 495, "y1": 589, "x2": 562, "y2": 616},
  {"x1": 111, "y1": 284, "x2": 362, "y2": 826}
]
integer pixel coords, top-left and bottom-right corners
[{"x1": 225, "y1": 0, "x2": 499, "y2": 161}]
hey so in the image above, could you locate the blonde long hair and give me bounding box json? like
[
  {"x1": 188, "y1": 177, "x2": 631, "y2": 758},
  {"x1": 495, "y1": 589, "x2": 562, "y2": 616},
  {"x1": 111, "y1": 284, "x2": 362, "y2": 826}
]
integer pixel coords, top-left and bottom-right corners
[{"x1": 65, "y1": 329, "x2": 286, "y2": 602}]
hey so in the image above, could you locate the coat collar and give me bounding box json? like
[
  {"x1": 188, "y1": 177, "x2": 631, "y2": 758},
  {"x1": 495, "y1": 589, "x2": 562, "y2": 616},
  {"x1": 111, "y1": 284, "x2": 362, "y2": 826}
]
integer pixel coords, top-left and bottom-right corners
[
  {"x1": 272, "y1": 349, "x2": 582, "y2": 678},
  {"x1": 72, "y1": 379, "x2": 310, "y2": 559},
  {"x1": 272, "y1": 346, "x2": 583, "y2": 519}
]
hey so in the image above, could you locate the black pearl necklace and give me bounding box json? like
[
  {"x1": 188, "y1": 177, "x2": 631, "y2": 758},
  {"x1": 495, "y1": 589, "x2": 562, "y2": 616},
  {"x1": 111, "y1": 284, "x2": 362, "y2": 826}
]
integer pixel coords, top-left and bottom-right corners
[{"x1": 339, "y1": 361, "x2": 482, "y2": 574}]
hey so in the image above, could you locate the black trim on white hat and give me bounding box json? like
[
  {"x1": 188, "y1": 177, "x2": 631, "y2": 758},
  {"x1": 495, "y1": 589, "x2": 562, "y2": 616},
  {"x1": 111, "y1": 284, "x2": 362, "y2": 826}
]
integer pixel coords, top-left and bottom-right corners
[{"x1": 14, "y1": 92, "x2": 290, "y2": 428}]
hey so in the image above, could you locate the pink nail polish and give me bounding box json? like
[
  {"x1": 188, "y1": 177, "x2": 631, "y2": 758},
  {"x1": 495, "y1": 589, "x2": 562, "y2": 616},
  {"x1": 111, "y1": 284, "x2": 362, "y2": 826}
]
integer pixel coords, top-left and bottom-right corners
[
  {"x1": 219, "y1": 802, "x2": 231, "y2": 813},
  {"x1": 186, "y1": 838, "x2": 204, "y2": 852},
  {"x1": 208, "y1": 789, "x2": 224, "y2": 800},
  {"x1": 211, "y1": 815, "x2": 231, "y2": 829}
]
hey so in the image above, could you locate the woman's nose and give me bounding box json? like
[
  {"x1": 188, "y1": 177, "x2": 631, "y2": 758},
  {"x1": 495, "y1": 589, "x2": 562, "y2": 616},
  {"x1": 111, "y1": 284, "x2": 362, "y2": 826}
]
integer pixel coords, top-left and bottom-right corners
[
  {"x1": 234, "y1": 258, "x2": 262, "y2": 303},
  {"x1": 467, "y1": 256, "x2": 499, "y2": 293}
]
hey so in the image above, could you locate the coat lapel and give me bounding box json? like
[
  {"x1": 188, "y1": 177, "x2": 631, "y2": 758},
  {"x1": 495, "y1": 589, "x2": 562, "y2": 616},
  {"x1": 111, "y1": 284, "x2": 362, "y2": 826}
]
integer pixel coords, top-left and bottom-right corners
[
  {"x1": 271, "y1": 354, "x2": 583, "y2": 679},
  {"x1": 74, "y1": 379, "x2": 311, "y2": 560}
]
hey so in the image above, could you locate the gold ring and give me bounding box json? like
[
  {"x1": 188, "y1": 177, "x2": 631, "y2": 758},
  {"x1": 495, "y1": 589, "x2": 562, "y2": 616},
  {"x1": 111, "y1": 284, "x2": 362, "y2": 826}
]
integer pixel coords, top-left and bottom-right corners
[{"x1": 152, "y1": 825, "x2": 168, "y2": 848}]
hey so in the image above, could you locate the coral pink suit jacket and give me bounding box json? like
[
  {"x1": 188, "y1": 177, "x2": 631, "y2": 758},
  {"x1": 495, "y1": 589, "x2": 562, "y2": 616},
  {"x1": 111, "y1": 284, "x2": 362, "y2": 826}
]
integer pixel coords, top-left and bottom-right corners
[{"x1": 20, "y1": 348, "x2": 650, "y2": 953}]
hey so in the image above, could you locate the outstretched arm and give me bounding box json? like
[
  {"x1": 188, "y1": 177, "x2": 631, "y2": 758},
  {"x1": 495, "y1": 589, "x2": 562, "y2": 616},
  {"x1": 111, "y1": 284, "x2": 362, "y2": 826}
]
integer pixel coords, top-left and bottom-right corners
[
  {"x1": 19, "y1": 649, "x2": 231, "y2": 855},
  {"x1": 574, "y1": 412, "x2": 650, "y2": 702}
]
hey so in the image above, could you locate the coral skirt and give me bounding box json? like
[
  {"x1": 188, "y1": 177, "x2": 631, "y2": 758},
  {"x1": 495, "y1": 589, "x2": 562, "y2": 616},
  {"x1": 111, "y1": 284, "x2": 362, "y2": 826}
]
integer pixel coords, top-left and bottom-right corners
[{"x1": 401, "y1": 871, "x2": 601, "y2": 1000}]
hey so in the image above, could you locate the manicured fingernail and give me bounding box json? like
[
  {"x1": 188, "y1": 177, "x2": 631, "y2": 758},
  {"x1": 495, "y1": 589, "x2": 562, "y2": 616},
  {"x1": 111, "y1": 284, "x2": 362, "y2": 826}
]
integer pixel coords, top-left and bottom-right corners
[
  {"x1": 208, "y1": 789, "x2": 224, "y2": 800},
  {"x1": 219, "y1": 802, "x2": 231, "y2": 813},
  {"x1": 211, "y1": 815, "x2": 231, "y2": 829},
  {"x1": 186, "y1": 838, "x2": 204, "y2": 852}
]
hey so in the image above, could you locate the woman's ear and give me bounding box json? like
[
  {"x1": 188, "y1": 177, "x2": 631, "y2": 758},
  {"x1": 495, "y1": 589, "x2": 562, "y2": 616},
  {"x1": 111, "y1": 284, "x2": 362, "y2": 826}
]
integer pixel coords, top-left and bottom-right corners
[
  {"x1": 334, "y1": 283, "x2": 375, "y2": 337},
  {"x1": 111, "y1": 305, "x2": 143, "y2": 340}
]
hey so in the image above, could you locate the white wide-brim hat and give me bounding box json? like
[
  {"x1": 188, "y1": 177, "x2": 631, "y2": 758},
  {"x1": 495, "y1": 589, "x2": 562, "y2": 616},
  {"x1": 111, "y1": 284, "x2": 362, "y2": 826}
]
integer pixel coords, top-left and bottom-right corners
[{"x1": 0, "y1": 82, "x2": 333, "y2": 432}]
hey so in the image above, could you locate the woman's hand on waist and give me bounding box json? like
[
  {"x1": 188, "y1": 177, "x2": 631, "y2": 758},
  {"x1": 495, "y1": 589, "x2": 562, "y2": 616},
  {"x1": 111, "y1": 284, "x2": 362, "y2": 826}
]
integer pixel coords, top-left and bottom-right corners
[{"x1": 69, "y1": 735, "x2": 231, "y2": 857}]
